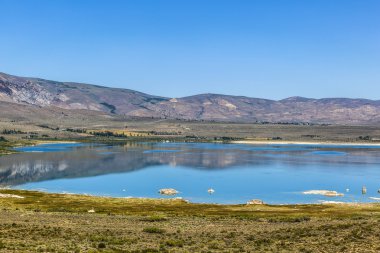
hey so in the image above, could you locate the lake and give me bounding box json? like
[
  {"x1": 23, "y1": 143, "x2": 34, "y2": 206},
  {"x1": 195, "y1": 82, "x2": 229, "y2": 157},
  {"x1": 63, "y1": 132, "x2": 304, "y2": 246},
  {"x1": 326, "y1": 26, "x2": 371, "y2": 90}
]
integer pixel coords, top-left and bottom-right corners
[{"x1": 1, "y1": 142, "x2": 380, "y2": 204}]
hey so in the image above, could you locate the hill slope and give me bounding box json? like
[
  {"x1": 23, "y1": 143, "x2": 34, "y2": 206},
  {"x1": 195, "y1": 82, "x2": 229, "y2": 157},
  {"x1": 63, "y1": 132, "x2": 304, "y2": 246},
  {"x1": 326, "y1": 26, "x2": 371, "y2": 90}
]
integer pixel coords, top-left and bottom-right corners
[{"x1": 1, "y1": 72, "x2": 380, "y2": 124}]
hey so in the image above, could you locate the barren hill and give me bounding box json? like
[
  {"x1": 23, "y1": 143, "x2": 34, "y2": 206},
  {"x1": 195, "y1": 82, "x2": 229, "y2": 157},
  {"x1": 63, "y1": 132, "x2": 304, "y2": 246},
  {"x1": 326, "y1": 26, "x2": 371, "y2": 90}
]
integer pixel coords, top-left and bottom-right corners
[{"x1": 1, "y1": 72, "x2": 380, "y2": 125}]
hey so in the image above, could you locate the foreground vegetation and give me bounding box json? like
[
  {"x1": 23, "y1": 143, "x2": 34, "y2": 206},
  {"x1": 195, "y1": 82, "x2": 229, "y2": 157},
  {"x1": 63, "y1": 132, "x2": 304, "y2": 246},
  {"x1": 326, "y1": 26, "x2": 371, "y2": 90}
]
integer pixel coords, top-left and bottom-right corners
[{"x1": 1, "y1": 189, "x2": 380, "y2": 252}]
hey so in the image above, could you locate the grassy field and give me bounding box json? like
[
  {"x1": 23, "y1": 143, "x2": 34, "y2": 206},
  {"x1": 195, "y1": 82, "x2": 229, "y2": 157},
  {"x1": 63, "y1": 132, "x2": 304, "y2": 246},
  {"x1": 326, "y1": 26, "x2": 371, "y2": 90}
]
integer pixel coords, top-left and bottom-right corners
[
  {"x1": 2, "y1": 118, "x2": 380, "y2": 143},
  {"x1": 1, "y1": 189, "x2": 380, "y2": 252}
]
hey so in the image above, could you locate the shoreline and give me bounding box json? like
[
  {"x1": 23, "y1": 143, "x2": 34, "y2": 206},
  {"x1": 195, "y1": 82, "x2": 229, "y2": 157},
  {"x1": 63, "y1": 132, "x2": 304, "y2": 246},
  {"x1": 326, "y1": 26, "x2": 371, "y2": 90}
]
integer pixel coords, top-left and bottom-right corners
[
  {"x1": 2, "y1": 188, "x2": 380, "y2": 208},
  {"x1": 5, "y1": 137, "x2": 380, "y2": 148},
  {"x1": 0, "y1": 140, "x2": 79, "y2": 155},
  {"x1": 31, "y1": 140, "x2": 79, "y2": 145},
  {"x1": 3, "y1": 188, "x2": 380, "y2": 207}
]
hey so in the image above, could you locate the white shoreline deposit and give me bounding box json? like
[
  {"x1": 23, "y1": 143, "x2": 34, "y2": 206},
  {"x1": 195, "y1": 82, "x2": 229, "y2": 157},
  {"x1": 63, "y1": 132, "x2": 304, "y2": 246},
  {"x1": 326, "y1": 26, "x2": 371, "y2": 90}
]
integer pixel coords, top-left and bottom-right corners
[
  {"x1": 0, "y1": 193, "x2": 24, "y2": 199},
  {"x1": 232, "y1": 140, "x2": 380, "y2": 146},
  {"x1": 303, "y1": 190, "x2": 344, "y2": 197}
]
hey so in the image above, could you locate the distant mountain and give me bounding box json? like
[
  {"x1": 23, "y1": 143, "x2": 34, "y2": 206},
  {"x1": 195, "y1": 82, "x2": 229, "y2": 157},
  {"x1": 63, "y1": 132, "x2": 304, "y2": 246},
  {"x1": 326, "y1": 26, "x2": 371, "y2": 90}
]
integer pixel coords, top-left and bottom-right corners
[{"x1": 1, "y1": 72, "x2": 380, "y2": 124}]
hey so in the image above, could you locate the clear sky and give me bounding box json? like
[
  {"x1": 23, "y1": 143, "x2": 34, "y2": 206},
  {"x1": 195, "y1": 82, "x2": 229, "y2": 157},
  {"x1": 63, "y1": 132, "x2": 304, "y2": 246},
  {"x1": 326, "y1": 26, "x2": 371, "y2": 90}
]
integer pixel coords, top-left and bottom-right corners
[{"x1": 0, "y1": 0, "x2": 379, "y2": 100}]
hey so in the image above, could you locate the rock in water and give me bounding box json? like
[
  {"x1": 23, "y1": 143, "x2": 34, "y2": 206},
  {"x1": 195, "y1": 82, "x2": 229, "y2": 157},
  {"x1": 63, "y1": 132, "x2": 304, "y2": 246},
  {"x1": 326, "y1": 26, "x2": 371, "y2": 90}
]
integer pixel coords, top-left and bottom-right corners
[
  {"x1": 159, "y1": 188, "x2": 179, "y2": 196},
  {"x1": 208, "y1": 188, "x2": 215, "y2": 194},
  {"x1": 247, "y1": 199, "x2": 265, "y2": 205},
  {"x1": 324, "y1": 191, "x2": 344, "y2": 197}
]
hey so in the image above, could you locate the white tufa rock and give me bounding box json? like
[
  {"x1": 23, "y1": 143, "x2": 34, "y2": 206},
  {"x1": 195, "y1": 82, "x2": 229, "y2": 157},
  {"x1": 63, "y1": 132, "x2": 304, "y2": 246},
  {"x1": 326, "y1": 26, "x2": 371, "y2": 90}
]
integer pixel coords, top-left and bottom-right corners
[
  {"x1": 362, "y1": 186, "x2": 367, "y2": 195},
  {"x1": 247, "y1": 199, "x2": 265, "y2": 205},
  {"x1": 208, "y1": 188, "x2": 215, "y2": 194},
  {"x1": 158, "y1": 188, "x2": 179, "y2": 196}
]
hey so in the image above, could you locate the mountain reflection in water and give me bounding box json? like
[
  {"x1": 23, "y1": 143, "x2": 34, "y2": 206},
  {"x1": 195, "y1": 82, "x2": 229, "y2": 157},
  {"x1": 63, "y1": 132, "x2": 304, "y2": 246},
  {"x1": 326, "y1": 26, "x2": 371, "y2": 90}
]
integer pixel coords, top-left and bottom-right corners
[{"x1": 2, "y1": 142, "x2": 380, "y2": 204}]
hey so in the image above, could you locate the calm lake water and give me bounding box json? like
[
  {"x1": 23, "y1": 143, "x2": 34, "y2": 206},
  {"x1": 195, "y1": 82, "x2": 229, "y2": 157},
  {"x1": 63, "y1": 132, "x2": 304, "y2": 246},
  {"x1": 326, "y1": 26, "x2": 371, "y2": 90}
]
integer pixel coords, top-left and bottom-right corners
[{"x1": 1, "y1": 142, "x2": 380, "y2": 204}]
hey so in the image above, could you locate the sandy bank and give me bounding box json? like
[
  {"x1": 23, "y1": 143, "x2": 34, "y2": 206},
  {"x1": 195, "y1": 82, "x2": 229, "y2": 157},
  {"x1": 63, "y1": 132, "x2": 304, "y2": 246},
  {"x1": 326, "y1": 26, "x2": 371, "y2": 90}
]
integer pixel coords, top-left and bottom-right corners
[{"x1": 33, "y1": 140, "x2": 78, "y2": 145}]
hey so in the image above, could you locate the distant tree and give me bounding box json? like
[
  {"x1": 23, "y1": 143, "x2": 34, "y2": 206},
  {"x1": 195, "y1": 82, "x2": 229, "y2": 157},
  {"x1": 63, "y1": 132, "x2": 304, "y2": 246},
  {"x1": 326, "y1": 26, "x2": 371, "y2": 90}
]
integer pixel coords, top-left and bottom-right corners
[{"x1": 358, "y1": 136, "x2": 371, "y2": 141}]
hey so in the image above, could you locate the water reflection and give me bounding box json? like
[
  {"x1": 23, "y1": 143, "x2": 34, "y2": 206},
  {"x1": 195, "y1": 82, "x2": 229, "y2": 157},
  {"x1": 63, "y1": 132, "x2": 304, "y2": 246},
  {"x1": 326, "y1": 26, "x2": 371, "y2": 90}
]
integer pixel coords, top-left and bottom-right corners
[
  {"x1": 1, "y1": 142, "x2": 380, "y2": 204},
  {"x1": 1, "y1": 142, "x2": 380, "y2": 186}
]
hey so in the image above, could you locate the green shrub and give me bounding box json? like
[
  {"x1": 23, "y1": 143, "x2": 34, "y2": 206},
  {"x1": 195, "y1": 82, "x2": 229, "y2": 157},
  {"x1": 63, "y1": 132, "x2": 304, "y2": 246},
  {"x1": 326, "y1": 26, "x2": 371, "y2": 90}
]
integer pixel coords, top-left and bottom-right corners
[
  {"x1": 165, "y1": 239, "x2": 184, "y2": 247},
  {"x1": 141, "y1": 215, "x2": 168, "y2": 222},
  {"x1": 98, "y1": 242, "x2": 106, "y2": 249},
  {"x1": 143, "y1": 227, "x2": 166, "y2": 234},
  {"x1": 268, "y1": 216, "x2": 311, "y2": 223}
]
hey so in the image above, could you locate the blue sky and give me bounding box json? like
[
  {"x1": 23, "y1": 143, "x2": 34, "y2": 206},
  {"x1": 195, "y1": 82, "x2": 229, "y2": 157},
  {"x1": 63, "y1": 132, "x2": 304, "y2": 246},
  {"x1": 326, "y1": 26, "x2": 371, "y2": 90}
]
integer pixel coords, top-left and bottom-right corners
[{"x1": 0, "y1": 0, "x2": 379, "y2": 99}]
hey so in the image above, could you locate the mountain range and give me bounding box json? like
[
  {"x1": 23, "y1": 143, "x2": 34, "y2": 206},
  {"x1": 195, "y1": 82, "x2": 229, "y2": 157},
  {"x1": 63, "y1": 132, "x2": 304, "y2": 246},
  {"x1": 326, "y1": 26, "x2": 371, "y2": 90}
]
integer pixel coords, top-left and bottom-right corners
[{"x1": 1, "y1": 72, "x2": 380, "y2": 125}]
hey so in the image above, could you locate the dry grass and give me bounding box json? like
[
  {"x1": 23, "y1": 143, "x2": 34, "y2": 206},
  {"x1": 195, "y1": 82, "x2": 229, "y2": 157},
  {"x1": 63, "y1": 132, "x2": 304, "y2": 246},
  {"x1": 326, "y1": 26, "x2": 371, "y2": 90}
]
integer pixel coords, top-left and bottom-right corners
[{"x1": 1, "y1": 189, "x2": 380, "y2": 252}]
